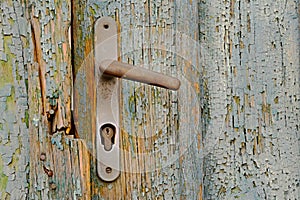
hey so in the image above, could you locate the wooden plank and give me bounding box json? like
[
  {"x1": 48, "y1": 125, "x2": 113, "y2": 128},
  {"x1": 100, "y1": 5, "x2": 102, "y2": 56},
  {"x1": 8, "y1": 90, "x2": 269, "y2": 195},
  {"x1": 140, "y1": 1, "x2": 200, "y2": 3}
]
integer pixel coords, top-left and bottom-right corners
[
  {"x1": 200, "y1": 0, "x2": 299, "y2": 199},
  {"x1": 72, "y1": 0, "x2": 203, "y2": 199},
  {"x1": 3, "y1": 0, "x2": 297, "y2": 198},
  {"x1": 27, "y1": 51, "x2": 91, "y2": 200},
  {"x1": 0, "y1": 1, "x2": 29, "y2": 199},
  {"x1": 26, "y1": 0, "x2": 91, "y2": 199}
]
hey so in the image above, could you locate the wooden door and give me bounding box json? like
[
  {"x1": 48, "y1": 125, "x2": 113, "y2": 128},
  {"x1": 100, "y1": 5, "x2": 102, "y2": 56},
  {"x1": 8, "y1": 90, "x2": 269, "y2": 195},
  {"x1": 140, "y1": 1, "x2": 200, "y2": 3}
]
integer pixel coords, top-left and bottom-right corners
[
  {"x1": 72, "y1": 0, "x2": 203, "y2": 199},
  {"x1": 0, "y1": 0, "x2": 299, "y2": 199}
]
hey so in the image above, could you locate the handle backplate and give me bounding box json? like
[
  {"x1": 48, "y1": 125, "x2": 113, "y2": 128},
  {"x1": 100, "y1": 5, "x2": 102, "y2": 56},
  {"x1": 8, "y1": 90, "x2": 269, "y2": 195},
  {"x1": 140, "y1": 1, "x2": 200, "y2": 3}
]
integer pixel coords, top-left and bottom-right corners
[{"x1": 95, "y1": 17, "x2": 120, "y2": 182}]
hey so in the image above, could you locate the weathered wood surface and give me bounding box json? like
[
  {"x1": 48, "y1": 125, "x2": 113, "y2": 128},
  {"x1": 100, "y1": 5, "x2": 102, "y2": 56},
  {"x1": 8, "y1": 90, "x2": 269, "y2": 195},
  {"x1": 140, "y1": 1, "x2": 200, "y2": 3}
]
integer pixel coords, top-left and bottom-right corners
[
  {"x1": 0, "y1": 0, "x2": 90, "y2": 199},
  {"x1": 73, "y1": 0, "x2": 203, "y2": 199},
  {"x1": 0, "y1": 0, "x2": 299, "y2": 199},
  {"x1": 200, "y1": 0, "x2": 299, "y2": 199},
  {"x1": 0, "y1": 1, "x2": 29, "y2": 199},
  {"x1": 26, "y1": 0, "x2": 91, "y2": 199}
]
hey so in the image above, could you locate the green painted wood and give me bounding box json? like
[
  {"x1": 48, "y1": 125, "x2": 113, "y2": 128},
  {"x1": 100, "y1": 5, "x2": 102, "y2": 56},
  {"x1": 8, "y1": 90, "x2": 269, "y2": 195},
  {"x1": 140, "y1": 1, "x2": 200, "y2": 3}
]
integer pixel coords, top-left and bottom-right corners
[
  {"x1": 0, "y1": 1, "x2": 29, "y2": 199},
  {"x1": 25, "y1": 0, "x2": 91, "y2": 199},
  {"x1": 73, "y1": 0, "x2": 203, "y2": 199},
  {"x1": 200, "y1": 0, "x2": 299, "y2": 199},
  {"x1": 0, "y1": 0, "x2": 298, "y2": 199}
]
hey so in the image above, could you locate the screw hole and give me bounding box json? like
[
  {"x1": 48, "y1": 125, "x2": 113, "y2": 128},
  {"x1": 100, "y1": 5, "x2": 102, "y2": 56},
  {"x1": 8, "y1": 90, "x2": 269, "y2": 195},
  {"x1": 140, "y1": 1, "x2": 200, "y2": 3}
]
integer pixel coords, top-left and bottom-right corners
[
  {"x1": 106, "y1": 167, "x2": 112, "y2": 174},
  {"x1": 104, "y1": 24, "x2": 109, "y2": 29}
]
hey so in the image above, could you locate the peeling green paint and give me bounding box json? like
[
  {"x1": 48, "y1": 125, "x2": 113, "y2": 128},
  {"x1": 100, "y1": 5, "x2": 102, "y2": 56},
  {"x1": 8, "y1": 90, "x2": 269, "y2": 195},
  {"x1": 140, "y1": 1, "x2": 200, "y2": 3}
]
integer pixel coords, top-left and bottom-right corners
[
  {"x1": 51, "y1": 133, "x2": 64, "y2": 150},
  {"x1": 49, "y1": 98, "x2": 57, "y2": 106},
  {"x1": 0, "y1": 156, "x2": 8, "y2": 193},
  {"x1": 0, "y1": 37, "x2": 14, "y2": 86},
  {"x1": 0, "y1": 0, "x2": 30, "y2": 198},
  {"x1": 202, "y1": 0, "x2": 299, "y2": 199},
  {"x1": 22, "y1": 110, "x2": 29, "y2": 128},
  {"x1": 6, "y1": 86, "x2": 15, "y2": 112},
  {"x1": 8, "y1": 148, "x2": 21, "y2": 171}
]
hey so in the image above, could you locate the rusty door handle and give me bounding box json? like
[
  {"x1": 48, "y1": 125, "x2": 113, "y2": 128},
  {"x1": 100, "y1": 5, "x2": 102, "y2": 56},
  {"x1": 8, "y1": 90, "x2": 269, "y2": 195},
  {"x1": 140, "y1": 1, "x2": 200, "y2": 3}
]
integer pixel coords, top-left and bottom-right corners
[{"x1": 99, "y1": 60, "x2": 181, "y2": 91}]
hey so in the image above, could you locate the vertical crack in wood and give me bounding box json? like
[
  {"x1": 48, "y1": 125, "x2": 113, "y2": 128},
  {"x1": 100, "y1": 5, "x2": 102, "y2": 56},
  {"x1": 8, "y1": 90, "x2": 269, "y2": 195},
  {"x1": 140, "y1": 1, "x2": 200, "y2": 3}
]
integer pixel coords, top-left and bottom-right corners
[{"x1": 30, "y1": 18, "x2": 47, "y2": 116}]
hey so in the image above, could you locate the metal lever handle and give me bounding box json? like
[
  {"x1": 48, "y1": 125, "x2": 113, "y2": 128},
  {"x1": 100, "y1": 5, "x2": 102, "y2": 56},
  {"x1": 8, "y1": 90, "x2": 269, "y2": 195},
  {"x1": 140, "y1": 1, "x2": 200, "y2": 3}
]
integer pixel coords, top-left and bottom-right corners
[{"x1": 99, "y1": 60, "x2": 181, "y2": 91}]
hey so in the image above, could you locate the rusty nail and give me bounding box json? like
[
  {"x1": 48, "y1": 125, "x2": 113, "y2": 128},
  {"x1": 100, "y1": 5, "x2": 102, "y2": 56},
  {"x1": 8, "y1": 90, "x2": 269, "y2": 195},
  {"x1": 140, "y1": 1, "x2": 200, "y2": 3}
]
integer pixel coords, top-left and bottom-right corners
[
  {"x1": 43, "y1": 166, "x2": 54, "y2": 177},
  {"x1": 40, "y1": 153, "x2": 46, "y2": 161},
  {"x1": 47, "y1": 170, "x2": 53, "y2": 177}
]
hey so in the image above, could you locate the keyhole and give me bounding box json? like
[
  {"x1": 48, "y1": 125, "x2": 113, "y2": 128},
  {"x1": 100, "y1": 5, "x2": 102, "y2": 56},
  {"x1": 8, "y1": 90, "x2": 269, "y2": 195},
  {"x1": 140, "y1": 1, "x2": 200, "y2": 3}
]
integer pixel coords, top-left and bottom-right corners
[
  {"x1": 100, "y1": 124, "x2": 116, "y2": 151},
  {"x1": 105, "y1": 127, "x2": 110, "y2": 135},
  {"x1": 103, "y1": 24, "x2": 109, "y2": 29}
]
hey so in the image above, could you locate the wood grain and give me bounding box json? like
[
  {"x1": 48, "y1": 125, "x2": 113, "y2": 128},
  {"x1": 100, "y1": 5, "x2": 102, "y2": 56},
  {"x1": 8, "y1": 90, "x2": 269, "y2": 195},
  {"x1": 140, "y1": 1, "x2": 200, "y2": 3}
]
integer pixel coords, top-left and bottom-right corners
[
  {"x1": 0, "y1": 1, "x2": 29, "y2": 198},
  {"x1": 72, "y1": 0, "x2": 203, "y2": 199},
  {"x1": 200, "y1": 0, "x2": 299, "y2": 199},
  {"x1": 26, "y1": 0, "x2": 90, "y2": 199},
  {"x1": 0, "y1": 0, "x2": 298, "y2": 199}
]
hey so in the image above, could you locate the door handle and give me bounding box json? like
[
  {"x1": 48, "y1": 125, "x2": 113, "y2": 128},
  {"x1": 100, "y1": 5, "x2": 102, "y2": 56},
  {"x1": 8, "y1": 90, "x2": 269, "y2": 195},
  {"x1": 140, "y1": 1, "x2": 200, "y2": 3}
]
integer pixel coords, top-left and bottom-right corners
[
  {"x1": 99, "y1": 60, "x2": 180, "y2": 91},
  {"x1": 95, "y1": 17, "x2": 180, "y2": 182}
]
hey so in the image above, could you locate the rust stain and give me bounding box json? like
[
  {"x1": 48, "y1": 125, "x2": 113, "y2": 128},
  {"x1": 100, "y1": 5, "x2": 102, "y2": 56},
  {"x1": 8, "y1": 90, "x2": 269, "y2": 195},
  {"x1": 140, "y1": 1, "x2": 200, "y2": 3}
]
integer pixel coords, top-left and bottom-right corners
[
  {"x1": 233, "y1": 66, "x2": 237, "y2": 77},
  {"x1": 250, "y1": 95, "x2": 255, "y2": 108},
  {"x1": 197, "y1": 133, "x2": 201, "y2": 150},
  {"x1": 229, "y1": 39, "x2": 233, "y2": 58},
  {"x1": 230, "y1": 0, "x2": 236, "y2": 17},
  {"x1": 247, "y1": 13, "x2": 251, "y2": 32},
  {"x1": 240, "y1": 40, "x2": 245, "y2": 49},
  {"x1": 62, "y1": 43, "x2": 68, "y2": 58},
  {"x1": 78, "y1": 140, "x2": 91, "y2": 199},
  {"x1": 194, "y1": 82, "x2": 200, "y2": 93},
  {"x1": 198, "y1": 184, "x2": 203, "y2": 200}
]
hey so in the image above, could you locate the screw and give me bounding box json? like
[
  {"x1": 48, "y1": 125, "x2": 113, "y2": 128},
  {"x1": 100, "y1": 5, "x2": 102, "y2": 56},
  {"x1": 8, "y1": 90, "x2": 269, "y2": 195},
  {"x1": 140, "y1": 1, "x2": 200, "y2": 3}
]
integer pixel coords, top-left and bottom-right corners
[
  {"x1": 40, "y1": 153, "x2": 46, "y2": 161},
  {"x1": 106, "y1": 167, "x2": 112, "y2": 174},
  {"x1": 47, "y1": 109, "x2": 55, "y2": 119},
  {"x1": 47, "y1": 170, "x2": 53, "y2": 177},
  {"x1": 49, "y1": 109, "x2": 55, "y2": 115}
]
